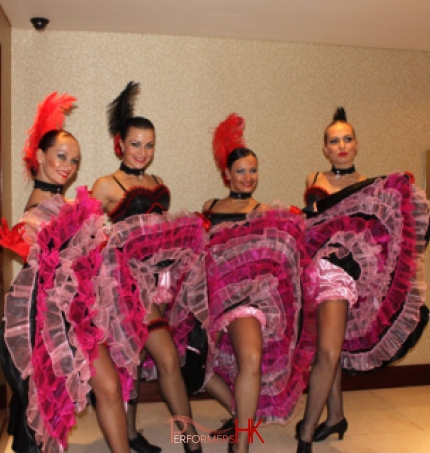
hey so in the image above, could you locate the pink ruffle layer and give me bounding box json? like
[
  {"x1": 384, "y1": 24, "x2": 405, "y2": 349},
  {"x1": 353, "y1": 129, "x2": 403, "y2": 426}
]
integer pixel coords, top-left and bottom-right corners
[
  {"x1": 306, "y1": 173, "x2": 429, "y2": 371},
  {"x1": 96, "y1": 211, "x2": 207, "y2": 382},
  {"x1": 4, "y1": 188, "x2": 122, "y2": 452},
  {"x1": 205, "y1": 208, "x2": 316, "y2": 424}
]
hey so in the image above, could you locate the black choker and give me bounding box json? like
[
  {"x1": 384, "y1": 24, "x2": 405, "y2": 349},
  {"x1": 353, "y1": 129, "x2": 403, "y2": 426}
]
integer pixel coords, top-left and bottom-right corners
[
  {"x1": 120, "y1": 162, "x2": 145, "y2": 180},
  {"x1": 331, "y1": 165, "x2": 356, "y2": 177},
  {"x1": 34, "y1": 180, "x2": 64, "y2": 194},
  {"x1": 229, "y1": 191, "x2": 252, "y2": 200}
]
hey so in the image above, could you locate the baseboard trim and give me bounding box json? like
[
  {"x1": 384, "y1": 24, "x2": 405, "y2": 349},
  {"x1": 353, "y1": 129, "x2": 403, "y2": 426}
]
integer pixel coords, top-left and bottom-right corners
[
  {"x1": 139, "y1": 380, "x2": 211, "y2": 403},
  {"x1": 341, "y1": 363, "x2": 430, "y2": 391},
  {"x1": 139, "y1": 364, "x2": 430, "y2": 403}
]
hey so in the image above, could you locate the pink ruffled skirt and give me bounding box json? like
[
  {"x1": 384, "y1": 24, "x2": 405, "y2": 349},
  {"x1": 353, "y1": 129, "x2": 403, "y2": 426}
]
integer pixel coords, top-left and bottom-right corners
[
  {"x1": 96, "y1": 211, "x2": 207, "y2": 382},
  {"x1": 306, "y1": 173, "x2": 429, "y2": 372},
  {"x1": 205, "y1": 208, "x2": 317, "y2": 424},
  {"x1": 3, "y1": 188, "x2": 122, "y2": 452}
]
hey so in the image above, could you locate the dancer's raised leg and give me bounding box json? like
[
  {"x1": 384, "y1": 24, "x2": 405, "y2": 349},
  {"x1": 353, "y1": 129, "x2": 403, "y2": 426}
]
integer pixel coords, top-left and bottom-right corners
[
  {"x1": 227, "y1": 316, "x2": 263, "y2": 453},
  {"x1": 90, "y1": 343, "x2": 130, "y2": 453},
  {"x1": 145, "y1": 305, "x2": 201, "y2": 452}
]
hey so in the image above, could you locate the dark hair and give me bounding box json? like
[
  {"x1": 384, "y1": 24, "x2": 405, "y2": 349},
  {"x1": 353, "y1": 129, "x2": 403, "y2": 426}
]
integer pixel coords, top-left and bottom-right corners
[
  {"x1": 120, "y1": 116, "x2": 154, "y2": 141},
  {"x1": 227, "y1": 147, "x2": 257, "y2": 169},
  {"x1": 30, "y1": 130, "x2": 77, "y2": 176},
  {"x1": 323, "y1": 107, "x2": 356, "y2": 145},
  {"x1": 38, "y1": 129, "x2": 76, "y2": 152}
]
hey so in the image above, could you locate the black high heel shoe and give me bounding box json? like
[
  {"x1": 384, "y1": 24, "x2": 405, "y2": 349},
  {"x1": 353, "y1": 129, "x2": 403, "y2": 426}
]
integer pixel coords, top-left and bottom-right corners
[
  {"x1": 209, "y1": 418, "x2": 235, "y2": 438},
  {"x1": 129, "y1": 431, "x2": 162, "y2": 453},
  {"x1": 295, "y1": 421, "x2": 312, "y2": 453},
  {"x1": 313, "y1": 418, "x2": 348, "y2": 442}
]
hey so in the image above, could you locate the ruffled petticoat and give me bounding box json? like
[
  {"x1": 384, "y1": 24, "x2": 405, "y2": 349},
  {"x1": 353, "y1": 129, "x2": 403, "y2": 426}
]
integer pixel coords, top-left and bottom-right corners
[
  {"x1": 96, "y1": 210, "x2": 207, "y2": 382},
  {"x1": 3, "y1": 187, "x2": 121, "y2": 452},
  {"x1": 204, "y1": 208, "x2": 317, "y2": 424},
  {"x1": 305, "y1": 173, "x2": 429, "y2": 372}
]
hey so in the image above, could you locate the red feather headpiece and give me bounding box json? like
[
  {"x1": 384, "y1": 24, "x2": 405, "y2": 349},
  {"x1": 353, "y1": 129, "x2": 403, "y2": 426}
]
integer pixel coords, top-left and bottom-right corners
[
  {"x1": 212, "y1": 113, "x2": 246, "y2": 185},
  {"x1": 23, "y1": 92, "x2": 77, "y2": 177}
]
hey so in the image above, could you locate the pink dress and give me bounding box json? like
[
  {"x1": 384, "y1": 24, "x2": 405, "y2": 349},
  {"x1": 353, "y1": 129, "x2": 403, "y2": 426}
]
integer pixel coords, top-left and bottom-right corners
[
  {"x1": 203, "y1": 206, "x2": 317, "y2": 424},
  {"x1": 305, "y1": 173, "x2": 429, "y2": 372},
  {"x1": 3, "y1": 188, "x2": 121, "y2": 452},
  {"x1": 95, "y1": 177, "x2": 207, "y2": 383}
]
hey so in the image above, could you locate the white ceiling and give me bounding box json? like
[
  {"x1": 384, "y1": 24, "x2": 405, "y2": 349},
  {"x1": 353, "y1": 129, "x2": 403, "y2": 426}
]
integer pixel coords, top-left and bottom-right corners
[{"x1": 1, "y1": 0, "x2": 430, "y2": 52}]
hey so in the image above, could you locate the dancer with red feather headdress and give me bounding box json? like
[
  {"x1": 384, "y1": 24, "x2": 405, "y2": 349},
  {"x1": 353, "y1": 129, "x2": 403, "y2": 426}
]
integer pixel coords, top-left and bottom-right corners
[
  {"x1": 0, "y1": 93, "x2": 132, "y2": 453},
  {"x1": 202, "y1": 113, "x2": 316, "y2": 453}
]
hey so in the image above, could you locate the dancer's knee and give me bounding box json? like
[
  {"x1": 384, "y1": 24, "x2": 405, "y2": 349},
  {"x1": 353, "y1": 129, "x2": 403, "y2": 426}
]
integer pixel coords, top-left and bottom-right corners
[
  {"x1": 156, "y1": 349, "x2": 180, "y2": 376},
  {"x1": 92, "y1": 373, "x2": 122, "y2": 405},
  {"x1": 237, "y1": 346, "x2": 262, "y2": 375},
  {"x1": 317, "y1": 344, "x2": 341, "y2": 369}
]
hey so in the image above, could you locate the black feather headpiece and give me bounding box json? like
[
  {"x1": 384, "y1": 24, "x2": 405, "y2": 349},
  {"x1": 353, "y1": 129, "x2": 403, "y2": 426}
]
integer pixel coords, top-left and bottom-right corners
[
  {"x1": 107, "y1": 81, "x2": 140, "y2": 138},
  {"x1": 333, "y1": 106, "x2": 347, "y2": 122}
]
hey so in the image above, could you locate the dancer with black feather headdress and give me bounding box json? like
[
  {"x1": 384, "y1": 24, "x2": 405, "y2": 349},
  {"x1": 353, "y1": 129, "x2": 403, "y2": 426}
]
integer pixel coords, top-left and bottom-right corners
[{"x1": 92, "y1": 82, "x2": 206, "y2": 453}]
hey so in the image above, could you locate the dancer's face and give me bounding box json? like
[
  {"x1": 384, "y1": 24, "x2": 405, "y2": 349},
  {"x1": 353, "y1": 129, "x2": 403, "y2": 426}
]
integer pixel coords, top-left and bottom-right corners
[
  {"x1": 36, "y1": 133, "x2": 81, "y2": 184},
  {"x1": 121, "y1": 126, "x2": 155, "y2": 170},
  {"x1": 225, "y1": 155, "x2": 258, "y2": 194},
  {"x1": 323, "y1": 122, "x2": 358, "y2": 168}
]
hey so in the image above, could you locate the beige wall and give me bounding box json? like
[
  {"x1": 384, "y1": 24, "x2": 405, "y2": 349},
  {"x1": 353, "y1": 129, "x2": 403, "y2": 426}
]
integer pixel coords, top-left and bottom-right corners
[{"x1": 5, "y1": 29, "x2": 430, "y2": 365}]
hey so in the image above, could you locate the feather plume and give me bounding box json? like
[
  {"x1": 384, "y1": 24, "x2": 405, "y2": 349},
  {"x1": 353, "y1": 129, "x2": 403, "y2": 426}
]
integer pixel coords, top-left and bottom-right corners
[
  {"x1": 0, "y1": 219, "x2": 30, "y2": 262},
  {"x1": 107, "y1": 81, "x2": 140, "y2": 137},
  {"x1": 212, "y1": 113, "x2": 246, "y2": 183},
  {"x1": 333, "y1": 106, "x2": 347, "y2": 122},
  {"x1": 23, "y1": 92, "x2": 77, "y2": 176}
]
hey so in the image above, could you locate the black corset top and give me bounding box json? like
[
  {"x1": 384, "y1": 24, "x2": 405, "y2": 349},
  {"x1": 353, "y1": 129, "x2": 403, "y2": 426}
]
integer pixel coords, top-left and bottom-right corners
[{"x1": 108, "y1": 175, "x2": 171, "y2": 223}]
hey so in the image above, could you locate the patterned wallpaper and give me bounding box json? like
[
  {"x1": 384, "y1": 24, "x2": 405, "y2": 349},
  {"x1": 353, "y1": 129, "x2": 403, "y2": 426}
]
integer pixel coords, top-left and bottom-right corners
[{"x1": 5, "y1": 29, "x2": 430, "y2": 364}]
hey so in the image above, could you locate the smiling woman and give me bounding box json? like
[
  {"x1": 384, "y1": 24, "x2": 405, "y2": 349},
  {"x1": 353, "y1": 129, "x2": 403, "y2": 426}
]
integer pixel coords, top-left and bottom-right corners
[
  {"x1": 23, "y1": 130, "x2": 80, "y2": 209},
  {"x1": 91, "y1": 81, "x2": 205, "y2": 453},
  {"x1": 33, "y1": 131, "x2": 80, "y2": 182},
  {"x1": 202, "y1": 113, "x2": 316, "y2": 453},
  {"x1": 0, "y1": 92, "x2": 132, "y2": 453}
]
